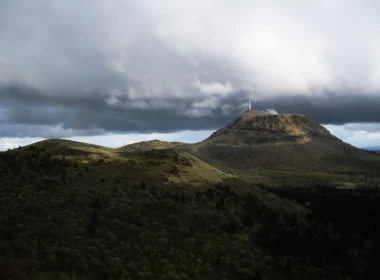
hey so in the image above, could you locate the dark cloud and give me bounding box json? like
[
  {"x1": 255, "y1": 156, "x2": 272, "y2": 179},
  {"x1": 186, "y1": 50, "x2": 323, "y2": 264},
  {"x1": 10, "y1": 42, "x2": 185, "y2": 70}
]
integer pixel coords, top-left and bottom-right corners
[
  {"x1": 0, "y1": 85, "x2": 233, "y2": 137},
  {"x1": 1, "y1": 85, "x2": 380, "y2": 138},
  {"x1": 1, "y1": 1, "x2": 380, "y2": 138},
  {"x1": 255, "y1": 95, "x2": 380, "y2": 125}
]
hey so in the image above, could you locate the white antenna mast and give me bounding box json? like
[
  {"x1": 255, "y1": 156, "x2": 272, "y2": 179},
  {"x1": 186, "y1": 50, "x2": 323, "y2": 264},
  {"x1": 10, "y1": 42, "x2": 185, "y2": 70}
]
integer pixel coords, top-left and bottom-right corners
[{"x1": 248, "y1": 100, "x2": 251, "y2": 110}]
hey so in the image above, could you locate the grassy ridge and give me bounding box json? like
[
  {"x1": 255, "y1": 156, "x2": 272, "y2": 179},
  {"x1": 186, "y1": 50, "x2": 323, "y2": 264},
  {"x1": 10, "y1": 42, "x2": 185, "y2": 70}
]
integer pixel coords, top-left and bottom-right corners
[{"x1": 14, "y1": 139, "x2": 231, "y2": 185}]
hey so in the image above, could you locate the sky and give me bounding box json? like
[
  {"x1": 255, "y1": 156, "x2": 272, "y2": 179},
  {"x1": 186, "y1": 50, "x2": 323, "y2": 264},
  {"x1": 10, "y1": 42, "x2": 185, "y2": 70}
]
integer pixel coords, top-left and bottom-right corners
[{"x1": 1, "y1": 0, "x2": 380, "y2": 150}]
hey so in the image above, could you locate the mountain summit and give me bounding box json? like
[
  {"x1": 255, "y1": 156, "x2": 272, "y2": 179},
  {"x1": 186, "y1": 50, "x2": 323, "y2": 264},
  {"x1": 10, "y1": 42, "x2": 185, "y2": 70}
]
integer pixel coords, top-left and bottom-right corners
[
  {"x1": 189, "y1": 110, "x2": 380, "y2": 182},
  {"x1": 207, "y1": 110, "x2": 333, "y2": 146}
]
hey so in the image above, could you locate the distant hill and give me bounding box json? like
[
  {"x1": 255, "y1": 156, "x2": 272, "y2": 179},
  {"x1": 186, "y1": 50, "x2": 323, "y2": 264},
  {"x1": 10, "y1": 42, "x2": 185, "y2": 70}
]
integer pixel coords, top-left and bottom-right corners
[
  {"x1": 120, "y1": 139, "x2": 186, "y2": 151},
  {"x1": 206, "y1": 110, "x2": 333, "y2": 145},
  {"x1": 7, "y1": 138, "x2": 231, "y2": 185},
  {"x1": 187, "y1": 110, "x2": 380, "y2": 185},
  {"x1": 26, "y1": 139, "x2": 121, "y2": 164},
  {"x1": 364, "y1": 146, "x2": 380, "y2": 153}
]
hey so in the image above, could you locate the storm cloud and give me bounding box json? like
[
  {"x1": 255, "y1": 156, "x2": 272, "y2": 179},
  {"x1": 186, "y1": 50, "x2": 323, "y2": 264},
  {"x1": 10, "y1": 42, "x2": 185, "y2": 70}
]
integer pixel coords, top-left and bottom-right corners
[{"x1": 1, "y1": 0, "x2": 380, "y2": 138}]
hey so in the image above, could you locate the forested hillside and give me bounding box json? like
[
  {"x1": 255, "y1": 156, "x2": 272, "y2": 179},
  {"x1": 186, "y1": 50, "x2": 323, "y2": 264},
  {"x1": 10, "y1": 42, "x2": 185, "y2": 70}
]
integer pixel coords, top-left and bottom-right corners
[{"x1": 1, "y1": 145, "x2": 380, "y2": 279}]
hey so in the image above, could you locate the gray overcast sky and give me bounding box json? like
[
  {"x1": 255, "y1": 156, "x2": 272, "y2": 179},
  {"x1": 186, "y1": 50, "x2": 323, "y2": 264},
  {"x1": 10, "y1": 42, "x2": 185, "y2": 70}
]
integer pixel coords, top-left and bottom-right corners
[{"x1": 1, "y1": 0, "x2": 380, "y2": 148}]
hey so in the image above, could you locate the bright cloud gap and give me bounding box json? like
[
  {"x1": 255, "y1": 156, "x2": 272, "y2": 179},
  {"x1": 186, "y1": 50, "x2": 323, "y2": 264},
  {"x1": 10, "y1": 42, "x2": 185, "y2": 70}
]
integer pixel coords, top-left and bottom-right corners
[{"x1": 0, "y1": 130, "x2": 214, "y2": 151}]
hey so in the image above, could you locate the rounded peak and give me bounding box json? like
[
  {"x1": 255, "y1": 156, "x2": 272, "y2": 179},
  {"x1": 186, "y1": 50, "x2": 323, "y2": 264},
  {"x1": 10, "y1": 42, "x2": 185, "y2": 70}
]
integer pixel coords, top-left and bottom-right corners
[
  {"x1": 227, "y1": 111, "x2": 330, "y2": 137},
  {"x1": 206, "y1": 110, "x2": 332, "y2": 144},
  {"x1": 120, "y1": 139, "x2": 185, "y2": 151},
  {"x1": 29, "y1": 138, "x2": 105, "y2": 148}
]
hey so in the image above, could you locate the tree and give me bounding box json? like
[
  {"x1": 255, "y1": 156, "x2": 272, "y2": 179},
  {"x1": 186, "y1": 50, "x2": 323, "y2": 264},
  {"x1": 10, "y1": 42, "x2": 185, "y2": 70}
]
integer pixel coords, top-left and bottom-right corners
[
  {"x1": 206, "y1": 188, "x2": 214, "y2": 201},
  {"x1": 60, "y1": 169, "x2": 67, "y2": 185}
]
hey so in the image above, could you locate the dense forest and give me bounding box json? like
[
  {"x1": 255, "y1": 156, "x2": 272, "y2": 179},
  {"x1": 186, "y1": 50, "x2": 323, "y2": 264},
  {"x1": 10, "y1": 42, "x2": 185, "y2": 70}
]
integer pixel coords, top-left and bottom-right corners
[{"x1": 1, "y1": 146, "x2": 380, "y2": 279}]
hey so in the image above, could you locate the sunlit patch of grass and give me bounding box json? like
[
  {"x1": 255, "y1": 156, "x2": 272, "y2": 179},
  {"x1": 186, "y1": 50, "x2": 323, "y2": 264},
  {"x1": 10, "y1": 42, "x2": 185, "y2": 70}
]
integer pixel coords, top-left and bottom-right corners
[
  {"x1": 169, "y1": 153, "x2": 233, "y2": 185},
  {"x1": 24, "y1": 139, "x2": 129, "y2": 164}
]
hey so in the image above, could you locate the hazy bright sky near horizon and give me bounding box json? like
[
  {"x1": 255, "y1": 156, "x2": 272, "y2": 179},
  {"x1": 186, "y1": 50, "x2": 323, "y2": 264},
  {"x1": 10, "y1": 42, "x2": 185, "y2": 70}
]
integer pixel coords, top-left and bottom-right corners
[{"x1": 1, "y1": 0, "x2": 380, "y2": 150}]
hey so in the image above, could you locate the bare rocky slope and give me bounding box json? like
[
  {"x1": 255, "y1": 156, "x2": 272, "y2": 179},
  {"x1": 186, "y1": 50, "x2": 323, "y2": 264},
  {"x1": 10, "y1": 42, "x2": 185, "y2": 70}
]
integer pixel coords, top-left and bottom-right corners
[{"x1": 207, "y1": 110, "x2": 333, "y2": 145}]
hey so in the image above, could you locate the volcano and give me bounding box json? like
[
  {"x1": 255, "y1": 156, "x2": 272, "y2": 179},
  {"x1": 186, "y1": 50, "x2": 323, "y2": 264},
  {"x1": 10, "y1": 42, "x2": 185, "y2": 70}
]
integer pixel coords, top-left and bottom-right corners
[
  {"x1": 189, "y1": 110, "x2": 380, "y2": 180},
  {"x1": 206, "y1": 110, "x2": 334, "y2": 146}
]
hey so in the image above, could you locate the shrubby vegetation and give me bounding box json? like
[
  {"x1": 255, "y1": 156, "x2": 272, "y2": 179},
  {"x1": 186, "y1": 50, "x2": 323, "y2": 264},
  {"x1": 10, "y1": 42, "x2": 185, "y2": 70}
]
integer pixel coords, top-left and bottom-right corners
[
  {"x1": 268, "y1": 185, "x2": 380, "y2": 279},
  {"x1": 0, "y1": 146, "x2": 380, "y2": 279}
]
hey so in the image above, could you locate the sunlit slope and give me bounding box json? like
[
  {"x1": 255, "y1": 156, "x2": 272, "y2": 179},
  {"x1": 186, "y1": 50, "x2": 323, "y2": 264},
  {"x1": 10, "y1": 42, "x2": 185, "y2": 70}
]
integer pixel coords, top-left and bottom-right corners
[{"x1": 8, "y1": 139, "x2": 231, "y2": 185}]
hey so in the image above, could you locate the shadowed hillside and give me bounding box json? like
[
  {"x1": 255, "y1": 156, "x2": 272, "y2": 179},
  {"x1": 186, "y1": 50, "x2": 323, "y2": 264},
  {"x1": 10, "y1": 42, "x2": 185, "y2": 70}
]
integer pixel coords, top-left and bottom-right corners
[
  {"x1": 1, "y1": 141, "x2": 380, "y2": 279},
  {"x1": 0, "y1": 138, "x2": 316, "y2": 280}
]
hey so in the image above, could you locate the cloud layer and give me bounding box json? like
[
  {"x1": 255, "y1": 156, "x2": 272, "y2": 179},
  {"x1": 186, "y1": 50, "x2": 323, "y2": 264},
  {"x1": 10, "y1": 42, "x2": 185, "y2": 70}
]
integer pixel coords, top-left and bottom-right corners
[{"x1": 1, "y1": 0, "x2": 380, "y2": 138}]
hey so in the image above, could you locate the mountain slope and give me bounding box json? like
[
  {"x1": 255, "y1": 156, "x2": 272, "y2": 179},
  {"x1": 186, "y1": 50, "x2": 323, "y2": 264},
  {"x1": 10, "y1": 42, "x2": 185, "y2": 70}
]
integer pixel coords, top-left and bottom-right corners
[
  {"x1": 119, "y1": 148, "x2": 233, "y2": 185},
  {"x1": 188, "y1": 110, "x2": 380, "y2": 184},
  {"x1": 206, "y1": 110, "x2": 334, "y2": 145}
]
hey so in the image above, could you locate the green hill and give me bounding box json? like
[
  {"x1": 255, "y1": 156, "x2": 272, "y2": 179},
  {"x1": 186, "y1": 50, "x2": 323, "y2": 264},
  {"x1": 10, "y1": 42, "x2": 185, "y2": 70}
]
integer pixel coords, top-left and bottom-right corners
[
  {"x1": 25, "y1": 139, "x2": 122, "y2": 164},
  {"x1": 4, "y1": 139, "x2": 231, "y2": 186}
]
